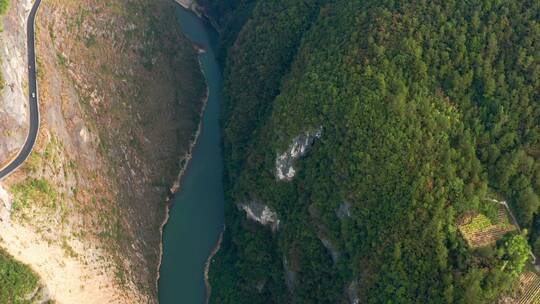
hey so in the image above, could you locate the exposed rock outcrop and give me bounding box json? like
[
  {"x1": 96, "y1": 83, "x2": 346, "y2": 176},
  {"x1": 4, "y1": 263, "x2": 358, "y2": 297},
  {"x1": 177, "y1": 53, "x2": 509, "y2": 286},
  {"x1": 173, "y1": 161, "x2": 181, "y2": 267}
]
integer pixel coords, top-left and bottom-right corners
[
  {"x1": 283, "y1": 256, "x2": 296, "y2": 290},
  {"x1": 336, "y1": 201, "x2": 352, "y2": 219},
  {"x1": 23, "y1": 284, "x2": 50, "y2": 304},
  {"x1": 240, "y1": 201, "x2": 280, "y2": 231},
  {"x1": 275, "y1": 127, "x2": 322, "y2": 181},
  {"x1": 319, "y1": 237, "x2": 340, "y2": 263},
  {"x1": 175, "y1": 0, "x2": 194, "y2": 9},
  {"x1": 347, "y1": 279, "x2": 360, "y2": 304}
]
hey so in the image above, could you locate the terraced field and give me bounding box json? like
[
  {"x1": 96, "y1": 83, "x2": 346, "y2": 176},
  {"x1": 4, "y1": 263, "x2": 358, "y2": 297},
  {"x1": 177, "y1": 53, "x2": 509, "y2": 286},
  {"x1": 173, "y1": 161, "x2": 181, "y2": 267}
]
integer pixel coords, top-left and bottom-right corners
[
  {"x1": 502, "y1": 272, "x2": 540, "y2": 304},
  {"x1": 458, "y1": 205, "x2": 516, "y2": 248}
]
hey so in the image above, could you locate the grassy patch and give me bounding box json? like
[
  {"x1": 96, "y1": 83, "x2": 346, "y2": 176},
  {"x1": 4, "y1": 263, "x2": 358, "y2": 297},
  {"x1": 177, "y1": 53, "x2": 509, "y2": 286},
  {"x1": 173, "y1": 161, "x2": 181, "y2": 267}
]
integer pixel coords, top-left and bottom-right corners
[
  {"x1": 0, "y1": 0, "x2": 8, "y2": 16},
  {"x1": 460, "y1": 214, "x2": 493, "y2": 235},
  {"x1": 56, "y1": 53, "x2": 68, "y2": 68},
  {"x1": 36, "y1": 56, "x2": 45, "y2": 81},
  {"x1": 11, "y1": 178, "x2": 58, "y2": 214},
  {"x1": 0, "y1": 249, "x2": 40, "y2": 304},
  {"x1": 84, "y1": 34, "x2": 97, "y2": 48},
  {"x1": 61, "y1": 238, "x2": 77, "y2": 258},
  {"x1": 0, "y1": 68, "x2": 4, "y2": 91}
]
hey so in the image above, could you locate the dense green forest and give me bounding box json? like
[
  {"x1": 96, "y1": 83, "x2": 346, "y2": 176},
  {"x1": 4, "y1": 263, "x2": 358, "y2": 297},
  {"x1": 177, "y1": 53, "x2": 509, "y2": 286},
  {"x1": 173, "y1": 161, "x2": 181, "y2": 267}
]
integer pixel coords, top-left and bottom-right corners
[{"x1": 206, "y1": 0, "x2": 540, "y2": 302}]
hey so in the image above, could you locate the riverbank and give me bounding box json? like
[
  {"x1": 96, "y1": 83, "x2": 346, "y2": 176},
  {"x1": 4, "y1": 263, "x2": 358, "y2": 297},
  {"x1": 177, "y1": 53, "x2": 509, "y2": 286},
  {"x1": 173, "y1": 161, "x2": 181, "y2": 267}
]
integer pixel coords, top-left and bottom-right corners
[{"x1": 204, "y1": 229, "x2": 223, "y2": 303}]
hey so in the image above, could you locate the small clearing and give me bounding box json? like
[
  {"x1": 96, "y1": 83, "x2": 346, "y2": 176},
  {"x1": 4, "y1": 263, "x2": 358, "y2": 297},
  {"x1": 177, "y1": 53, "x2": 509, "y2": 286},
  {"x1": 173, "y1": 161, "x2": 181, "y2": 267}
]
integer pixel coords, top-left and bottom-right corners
[{"x1": 458, "y1": 205, "x2": 516, "y2": 248}]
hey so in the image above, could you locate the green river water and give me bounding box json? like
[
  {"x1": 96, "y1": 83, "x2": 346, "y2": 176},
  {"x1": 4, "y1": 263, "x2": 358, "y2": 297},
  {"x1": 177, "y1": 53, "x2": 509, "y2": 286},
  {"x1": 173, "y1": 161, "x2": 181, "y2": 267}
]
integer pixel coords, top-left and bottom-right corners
[{"x1": 158, "y1": 5, "x2": 224, "y2": 304}]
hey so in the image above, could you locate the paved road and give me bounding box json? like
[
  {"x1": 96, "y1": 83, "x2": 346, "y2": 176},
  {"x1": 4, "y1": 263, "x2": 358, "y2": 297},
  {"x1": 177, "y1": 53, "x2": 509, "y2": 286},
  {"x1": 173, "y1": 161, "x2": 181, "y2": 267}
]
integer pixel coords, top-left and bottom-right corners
[{"x1": 0, "y1": 0, "x2": 41, "y2": 180}]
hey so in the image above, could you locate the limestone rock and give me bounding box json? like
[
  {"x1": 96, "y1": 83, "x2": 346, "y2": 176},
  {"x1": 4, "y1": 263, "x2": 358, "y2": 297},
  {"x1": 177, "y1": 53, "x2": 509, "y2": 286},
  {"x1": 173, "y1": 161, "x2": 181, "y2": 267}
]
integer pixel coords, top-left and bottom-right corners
[
  {"x1": 275, "y1": 127, "x2": 322, "y2": 181},
  {"x1": 240, "y1": 201, "x2": 280, "y2": 231}
]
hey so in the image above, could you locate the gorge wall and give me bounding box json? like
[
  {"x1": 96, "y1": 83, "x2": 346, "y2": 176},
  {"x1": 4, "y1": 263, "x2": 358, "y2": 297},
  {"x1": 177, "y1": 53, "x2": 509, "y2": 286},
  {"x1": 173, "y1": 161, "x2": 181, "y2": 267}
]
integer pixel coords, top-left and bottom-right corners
[{"x1": 0, "y1": 0, "x2": 205, "y2": 302}]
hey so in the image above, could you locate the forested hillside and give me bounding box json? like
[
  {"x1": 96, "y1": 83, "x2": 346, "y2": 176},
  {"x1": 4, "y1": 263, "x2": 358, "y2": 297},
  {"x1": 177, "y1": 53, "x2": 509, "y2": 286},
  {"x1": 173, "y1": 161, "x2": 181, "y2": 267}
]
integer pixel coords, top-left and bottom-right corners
[{"x1": 207, "y1": 0, "x2": 540, "y2": 302}]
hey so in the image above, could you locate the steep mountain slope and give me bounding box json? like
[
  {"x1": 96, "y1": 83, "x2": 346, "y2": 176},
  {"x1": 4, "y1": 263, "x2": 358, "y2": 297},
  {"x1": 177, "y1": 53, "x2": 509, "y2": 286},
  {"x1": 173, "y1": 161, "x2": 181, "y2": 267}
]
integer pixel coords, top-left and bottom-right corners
[
  {"x1": 0, "y1": 0, "x2": 205, "y2": 302},
  {"x1": 0, "y1": 0, "x2": 30, "y2": 166},
  {"x1": 207, "y1": 0, "x2": 540, "y2": 303}
]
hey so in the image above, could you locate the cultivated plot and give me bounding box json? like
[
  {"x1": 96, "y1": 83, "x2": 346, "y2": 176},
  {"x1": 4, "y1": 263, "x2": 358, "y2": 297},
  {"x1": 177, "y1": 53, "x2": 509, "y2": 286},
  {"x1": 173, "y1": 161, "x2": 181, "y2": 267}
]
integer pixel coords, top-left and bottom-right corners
[{"x1": 458, "y1": 205, "x2": 516, "y2": 248}]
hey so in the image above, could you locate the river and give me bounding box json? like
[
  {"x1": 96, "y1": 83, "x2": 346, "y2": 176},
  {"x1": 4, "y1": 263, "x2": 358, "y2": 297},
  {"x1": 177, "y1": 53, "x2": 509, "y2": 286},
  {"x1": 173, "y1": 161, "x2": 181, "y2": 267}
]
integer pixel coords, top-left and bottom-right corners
[{"x1": 158, "y1": 4, "x2": 224, "y2": 304}]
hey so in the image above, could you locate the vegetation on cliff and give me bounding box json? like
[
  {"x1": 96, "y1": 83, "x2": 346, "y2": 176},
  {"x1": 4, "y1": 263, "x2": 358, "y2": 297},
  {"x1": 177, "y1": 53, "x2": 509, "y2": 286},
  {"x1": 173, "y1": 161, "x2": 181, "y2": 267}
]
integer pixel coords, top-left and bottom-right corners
[
  {"x1": 0, "y1": 0, "x2": 8, "y2": 16},
  {"x1": 0, "y1": 249, "x2": 39, "y2": 304},
  {"x1": 208, "y1": 0, "x2": 540, "y2": 302}
]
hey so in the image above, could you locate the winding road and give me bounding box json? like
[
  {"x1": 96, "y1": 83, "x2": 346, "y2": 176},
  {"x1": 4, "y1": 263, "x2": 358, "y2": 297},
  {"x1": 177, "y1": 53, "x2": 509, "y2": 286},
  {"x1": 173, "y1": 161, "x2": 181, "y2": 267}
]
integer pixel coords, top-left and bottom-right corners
[{"x1": 0, "y1": 0, "x2": 41, "y2": 180}]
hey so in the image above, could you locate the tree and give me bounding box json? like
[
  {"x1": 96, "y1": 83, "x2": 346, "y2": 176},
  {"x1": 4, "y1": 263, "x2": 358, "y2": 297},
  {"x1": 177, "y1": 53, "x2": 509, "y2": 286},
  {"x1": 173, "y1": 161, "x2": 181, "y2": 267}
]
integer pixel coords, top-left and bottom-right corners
[
  {"x1": 516, "y1": 188, "x2": 540, "y2": 227},
  {"x1": 497, "y1": 233, "x2": 531, "y2": 277}
]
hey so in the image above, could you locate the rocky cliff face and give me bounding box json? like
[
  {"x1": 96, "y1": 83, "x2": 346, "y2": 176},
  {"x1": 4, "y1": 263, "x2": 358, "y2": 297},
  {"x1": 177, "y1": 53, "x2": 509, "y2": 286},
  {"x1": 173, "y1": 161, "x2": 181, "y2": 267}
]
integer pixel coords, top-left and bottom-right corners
[
  {"x1": 275, "y1": 127, "x2": 322, "y2": 181},
  {"x1": 0, "y1": 0, "x2": 31, "y2": 167},
  {"x1": 240, "y1": 201, "x2": 280, "y2": 231},
  {"x1": 176, "y1": 0, "x2": 194, "y2": 9},
  {"x1": 0, "y1": 0, "x2": 205, "y2": 302}
]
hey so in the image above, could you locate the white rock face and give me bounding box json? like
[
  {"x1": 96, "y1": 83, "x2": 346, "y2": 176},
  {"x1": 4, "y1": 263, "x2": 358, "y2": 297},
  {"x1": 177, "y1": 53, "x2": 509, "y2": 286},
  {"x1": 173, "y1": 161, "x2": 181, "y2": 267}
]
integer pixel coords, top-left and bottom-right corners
[
  {"x1": 240, "y1": 201, "x2": 280, "y2": 231},
  {"x1": 283, "y1": 256, "x2": 296, "y2": 290},
  {"x1": 79, "y1": 127, "x2": 90, "y2": 143},
  {"x1": 336, "y1": 201, "x2": 352, "y2": 219},
  {"x1": 175, "y1": 0, "x2": 194, "y2": 9},
  {"x1": 275, "y1": 127, "x2": 322, "y2": 181},
  {"x1": 0, "y1": 0, "x2": 32, "y2": 162},
  {"x1": 348, "y1": 280, "x2": 360, "y2": 304},
  {"x1": 320, "y1": 237, "x2": 340, "y2": 263},
  {"x1": 255, "y1": 279, "x2": 266, "y2": 293}
]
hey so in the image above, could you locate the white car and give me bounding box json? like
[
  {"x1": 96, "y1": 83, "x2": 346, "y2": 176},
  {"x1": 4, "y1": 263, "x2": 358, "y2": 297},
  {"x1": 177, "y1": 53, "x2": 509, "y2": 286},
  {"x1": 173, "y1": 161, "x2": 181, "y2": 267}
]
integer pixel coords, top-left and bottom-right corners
[{"x1": 32, "y1": 92, "x2": 35, "y2": 98}]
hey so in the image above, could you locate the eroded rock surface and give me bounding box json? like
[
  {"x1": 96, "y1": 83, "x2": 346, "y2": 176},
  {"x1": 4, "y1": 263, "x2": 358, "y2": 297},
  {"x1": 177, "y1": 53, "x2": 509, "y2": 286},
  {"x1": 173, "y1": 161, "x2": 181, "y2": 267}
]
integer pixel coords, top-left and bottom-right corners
[
  {"x1": 175, "y1": 0, "x2": 194, "y2": 9},
  {"x1": 275, "y1": 127, "x2": 322, "y2": 181},
  {"x1": 336, "y1": 201, "x2": 352, "y2": 219},
  {"x1": 320, "y1": 237, "x2": 340, "y2": 263},
  {"x1": 240, "y1": 201, "x2": 280, "y2": 231},
  {"x1": 283, "y1": 256, "x2": 296, "y2": 290},
  {"x1": 347, "y1": 279, "x2": 360, "y2": 304}
]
